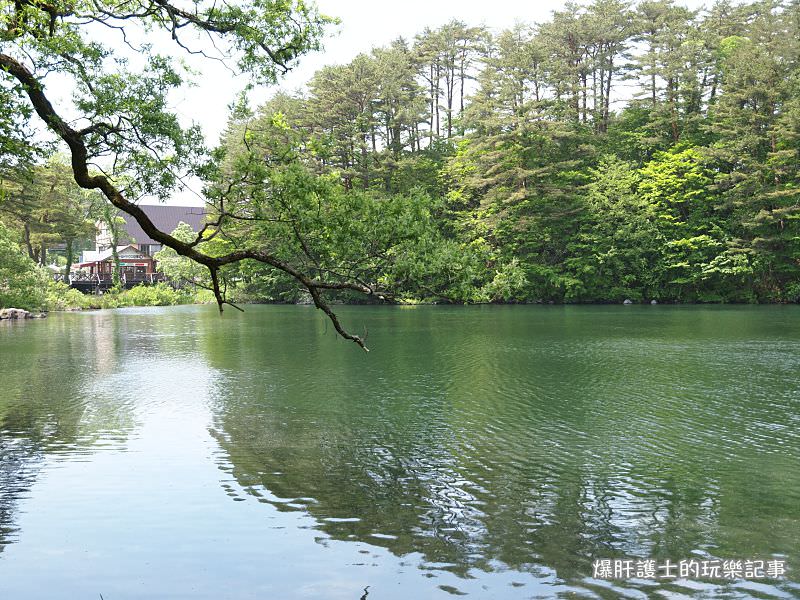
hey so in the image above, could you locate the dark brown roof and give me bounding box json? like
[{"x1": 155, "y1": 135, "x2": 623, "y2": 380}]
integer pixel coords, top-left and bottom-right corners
[{"x1": 121, "y1": 205, "x2": 207, "y2": 245}]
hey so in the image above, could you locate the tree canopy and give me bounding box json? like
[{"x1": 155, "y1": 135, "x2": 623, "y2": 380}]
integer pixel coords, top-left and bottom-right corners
[
  {"x1": 0, "y1": 0, "x2": 390, "y2": 348},
  {"x1": 218, "y1": 0, "x2": 797, "y2": 305},
  {"x1": 2, "y1": 0, "x2": 800, "y2": 338}
]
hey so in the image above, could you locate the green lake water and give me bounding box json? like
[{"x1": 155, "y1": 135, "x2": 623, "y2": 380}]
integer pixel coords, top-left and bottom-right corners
[{"x1": 0, "y1": 305, "x2": 798, "y2": 599}]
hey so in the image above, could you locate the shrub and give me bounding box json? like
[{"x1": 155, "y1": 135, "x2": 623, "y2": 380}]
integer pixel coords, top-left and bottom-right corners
[{"x1": 0, "y1": 221, "x2": 49, "y2": 311}]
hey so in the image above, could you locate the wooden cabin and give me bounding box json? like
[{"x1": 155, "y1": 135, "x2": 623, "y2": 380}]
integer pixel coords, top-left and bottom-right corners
[
  {"x1": 71, "y1": 205, "x2": 206, "y2": 291},
  {"x1": 75, "y1": 245, "x2": 159, "y2": 285}
]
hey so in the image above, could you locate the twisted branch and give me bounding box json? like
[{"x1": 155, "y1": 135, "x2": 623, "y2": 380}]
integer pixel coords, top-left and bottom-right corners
[{"x1": 0, "y1": 52, "x2": 376, "y2": 350}]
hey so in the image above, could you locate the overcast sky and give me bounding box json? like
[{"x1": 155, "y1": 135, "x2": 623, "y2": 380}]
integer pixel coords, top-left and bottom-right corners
[{"x1": 148, "y1": 0, "x2": 710, "y2": 204}]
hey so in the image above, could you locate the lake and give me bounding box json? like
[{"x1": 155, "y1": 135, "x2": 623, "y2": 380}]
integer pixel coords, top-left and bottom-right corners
[{"x1": 0, "y1": 305, "x2": 798, "y2": 599}]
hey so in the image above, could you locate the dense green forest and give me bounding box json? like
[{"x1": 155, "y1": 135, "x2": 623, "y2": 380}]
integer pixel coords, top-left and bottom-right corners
[{"x1": 2, "y1": 0, "x2": 800, "y2": 311}]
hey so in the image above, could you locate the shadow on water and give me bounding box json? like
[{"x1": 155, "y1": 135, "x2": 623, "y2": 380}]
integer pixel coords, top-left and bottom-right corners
[{"x1": 199, "y1": 305, "x2": 800, "y2": 598}]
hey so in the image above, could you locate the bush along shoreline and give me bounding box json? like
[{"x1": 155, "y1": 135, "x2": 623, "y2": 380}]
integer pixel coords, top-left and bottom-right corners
[
  {"x1": 8, "y1": 269, "x2": 800, "y2": 320},
  {"x1": 42, "y1": 282, "x2": 215, "y2": 311}
]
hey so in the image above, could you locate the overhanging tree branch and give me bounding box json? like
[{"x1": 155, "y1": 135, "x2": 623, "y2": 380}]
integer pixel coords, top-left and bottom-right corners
[{"x1": 0, "y1": 51, "x2": 376, "y2": 350}]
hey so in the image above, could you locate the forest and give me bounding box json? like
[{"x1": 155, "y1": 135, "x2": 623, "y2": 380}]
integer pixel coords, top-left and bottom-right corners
[{"x1": 2, "y1": 0, "x2": 799, "y2": 312}]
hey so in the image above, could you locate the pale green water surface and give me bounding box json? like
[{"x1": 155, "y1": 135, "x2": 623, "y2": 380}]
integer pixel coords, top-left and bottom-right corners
[{"x1": 0, "y1": 305, "x2": 798, "y2": 599}]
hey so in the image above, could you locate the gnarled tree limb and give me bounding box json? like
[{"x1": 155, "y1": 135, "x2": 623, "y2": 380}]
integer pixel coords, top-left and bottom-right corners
[{"x1": 0, "y1": 51, "x2": 377, "y2": 350}]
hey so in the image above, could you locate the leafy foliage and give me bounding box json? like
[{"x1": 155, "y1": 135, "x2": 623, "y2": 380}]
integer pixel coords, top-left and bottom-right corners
[
  {"x1": 2, "y1": 0, "x2": 800, "y2": 321},
  {"x1": 0, "y1": 219, "x2": 48, "y2": 310}
]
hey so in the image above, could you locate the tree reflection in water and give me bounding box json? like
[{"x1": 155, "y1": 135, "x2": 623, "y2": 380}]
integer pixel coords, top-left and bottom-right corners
[
  {"x1": 201, "y1": 306, "x2": 800, "y2": 594},
  {"x1": 0, "y1": 306, "x2": 797, "y2": 599},
  {"x1": 0, "y1": 313, "x2": 136, "y2": 553}
]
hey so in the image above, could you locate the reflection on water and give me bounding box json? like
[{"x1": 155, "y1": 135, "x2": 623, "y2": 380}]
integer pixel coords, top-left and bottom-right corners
[
  {"x1": 0, "y1": 313, "x2": 135, "y2": 555},
  {"x1": 0, "y1": 305, "x2": 799, "y2": 599}
]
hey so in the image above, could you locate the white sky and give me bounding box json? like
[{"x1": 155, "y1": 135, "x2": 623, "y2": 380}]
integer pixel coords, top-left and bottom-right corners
[{"x1": 112, "y1": 0, "x2": 710, "y2": 205}]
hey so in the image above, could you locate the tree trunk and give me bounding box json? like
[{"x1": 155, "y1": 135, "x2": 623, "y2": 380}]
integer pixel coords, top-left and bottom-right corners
[
  {"x1": 459, "y1": 45, "x2": 467, "y2": 131},
  {"x1": 23, "y1": 222, "x2": 34, "y2": 260},
  {"x1": 111, "y1": 244, "x2": 121, "y2": 286},
  {"x1": 434, "y1": 61, "x2": 441, "y2": 139},
  {"x1": 650, "y1": 45, "x2": 657, "y2": 108},
  {"x1": 446, "y1": 62, "x2": 455, "y2": 138},
  {"x1": 604, "y1": 57, "x2": 613, "y2": 133},
  {"x1": 361, "y1": 140, "x2": 369, "y2": 189},
  {"x1": 595, "y1": 63, "x2": 601, "y2": 130},
  {"x1": 392, "y1": 124, "x2": 402, "y2": 157},
  {"x1": 581, "y1": 72, "x2": 587, "y2": 124},
  {"x1": 105, "y1": 206, "x2": 122, "y2": 286},
  {"x1": 669, "y1": 78, "x2": 679, "y2": 142},
  {"x1": 64, "y1": 238, "x2": 74, "y2": 283},
  {"x1": 429, "y1": 64, "x2": 436, "y2": 144}
]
